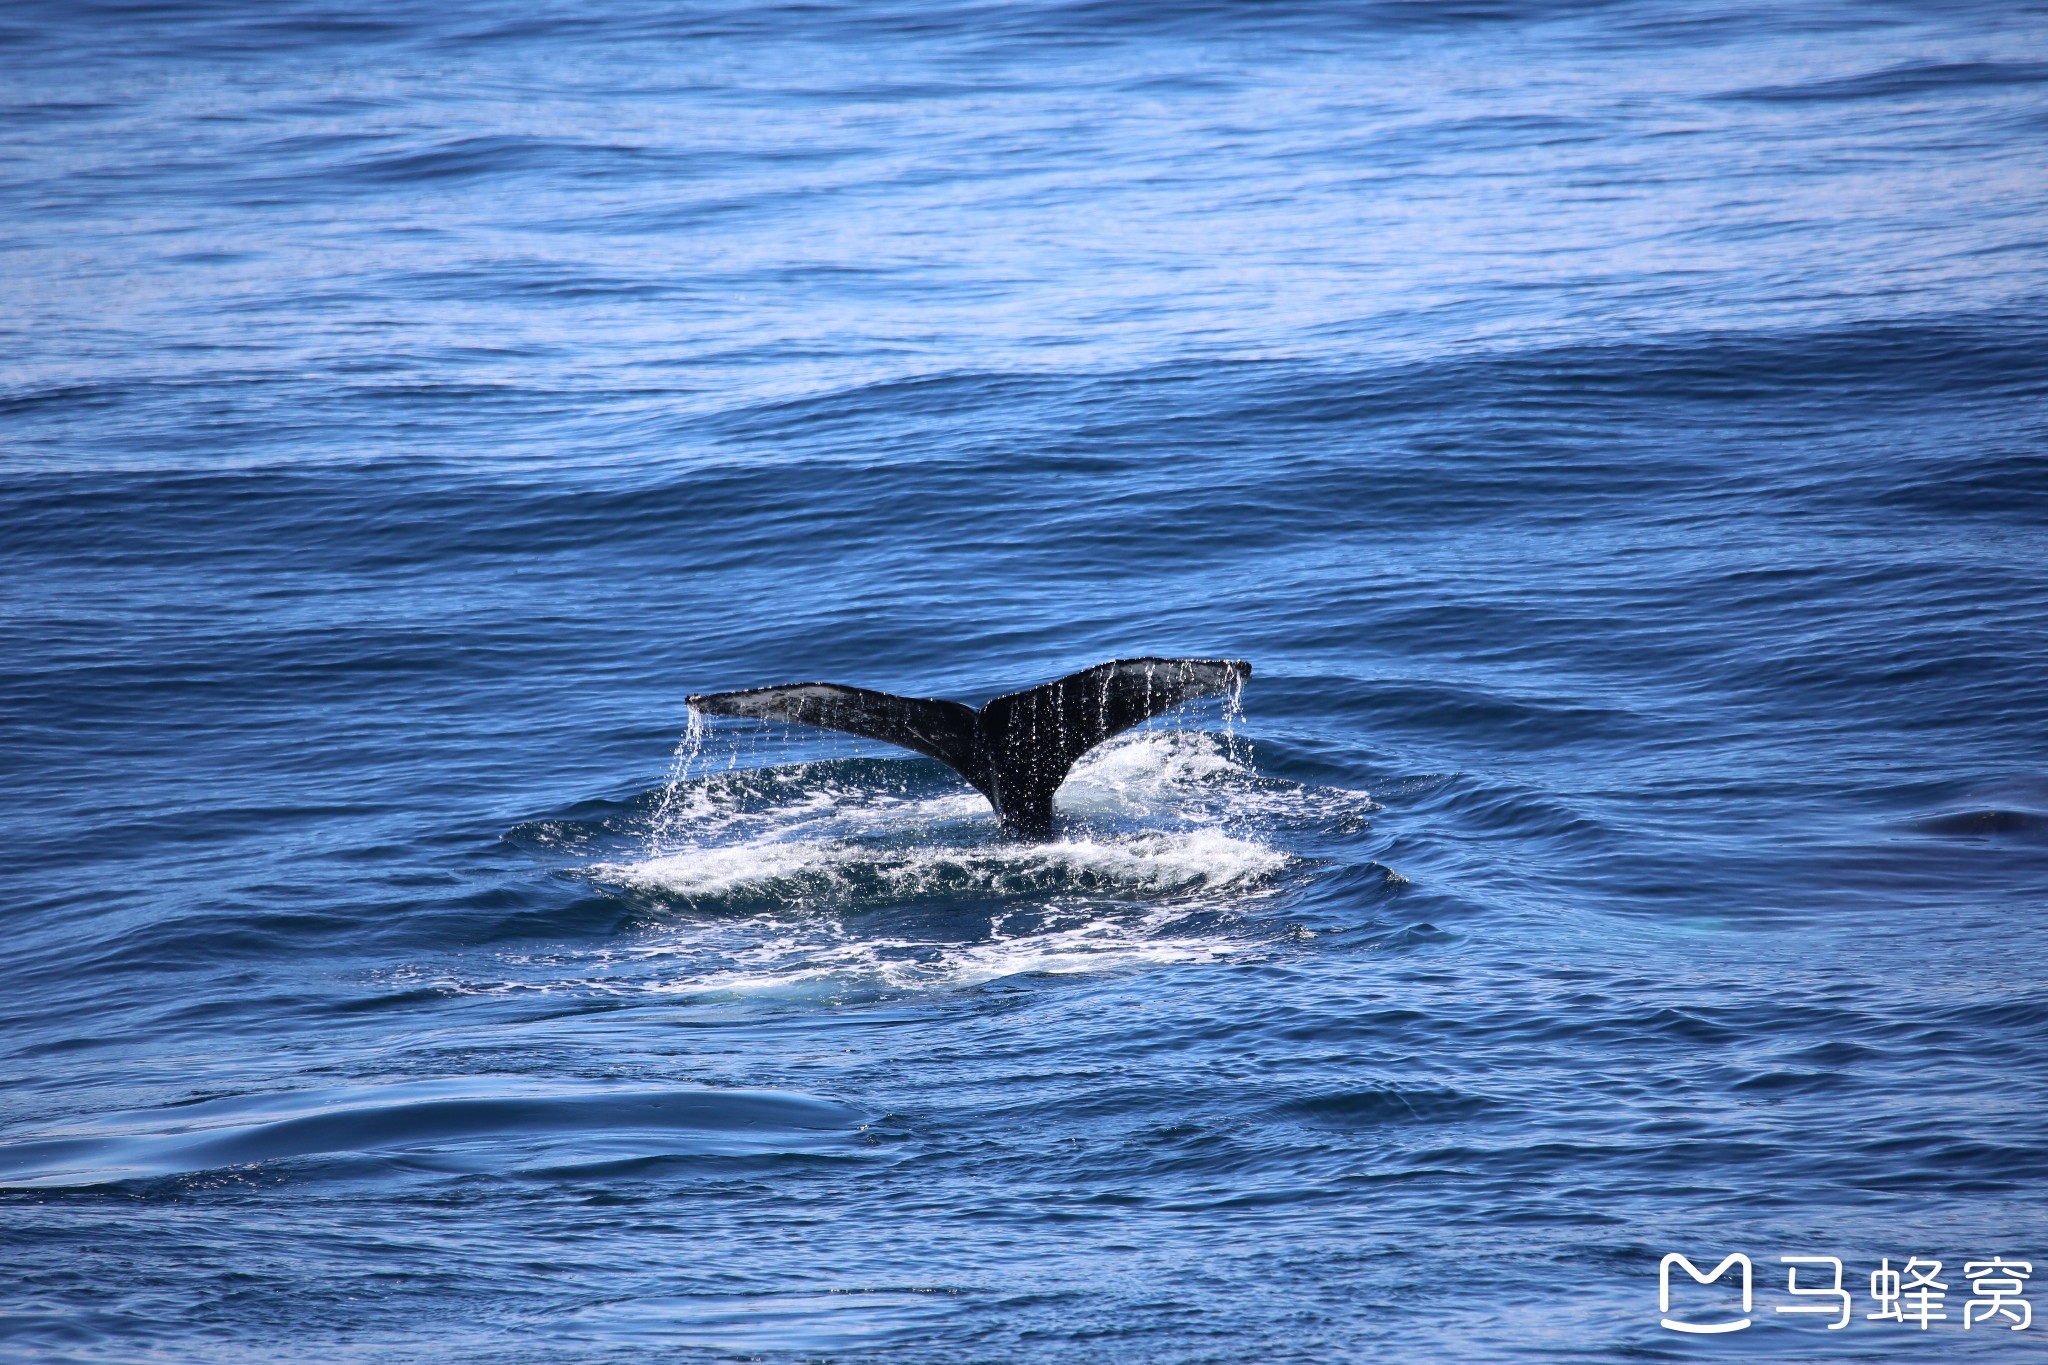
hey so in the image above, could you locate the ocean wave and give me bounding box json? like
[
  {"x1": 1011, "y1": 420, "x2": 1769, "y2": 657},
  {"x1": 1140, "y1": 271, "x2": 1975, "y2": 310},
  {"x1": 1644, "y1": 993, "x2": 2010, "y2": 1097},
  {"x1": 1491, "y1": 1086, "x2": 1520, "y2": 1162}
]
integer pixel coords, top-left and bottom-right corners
[{"x1": 0, "y1": 1079, "x2": 872, "y2": 1190}]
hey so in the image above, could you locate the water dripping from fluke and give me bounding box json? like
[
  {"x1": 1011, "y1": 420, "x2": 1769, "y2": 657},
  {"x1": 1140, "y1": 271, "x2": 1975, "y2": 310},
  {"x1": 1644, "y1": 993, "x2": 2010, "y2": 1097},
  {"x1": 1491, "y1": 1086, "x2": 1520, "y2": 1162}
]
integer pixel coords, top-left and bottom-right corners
[{"x1": 683, "y1": 657, "x2": 1252, "y2": 837}]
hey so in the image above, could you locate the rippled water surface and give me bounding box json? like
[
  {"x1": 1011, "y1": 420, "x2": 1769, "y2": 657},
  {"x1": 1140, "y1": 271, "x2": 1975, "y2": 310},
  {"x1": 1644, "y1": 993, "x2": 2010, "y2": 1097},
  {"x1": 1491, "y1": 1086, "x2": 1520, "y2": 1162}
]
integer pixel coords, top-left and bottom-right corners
[{"x1": 4, "y1": 1, "x2": 2047, "y2": 1360}]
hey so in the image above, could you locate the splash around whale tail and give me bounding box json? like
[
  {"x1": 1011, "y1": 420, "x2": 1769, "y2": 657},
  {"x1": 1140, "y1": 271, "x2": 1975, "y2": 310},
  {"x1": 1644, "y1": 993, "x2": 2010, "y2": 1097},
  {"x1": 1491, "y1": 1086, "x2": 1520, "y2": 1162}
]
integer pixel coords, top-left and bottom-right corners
[{"x1": 686, "y1": 657, "x2": 1251, "y2": 836}]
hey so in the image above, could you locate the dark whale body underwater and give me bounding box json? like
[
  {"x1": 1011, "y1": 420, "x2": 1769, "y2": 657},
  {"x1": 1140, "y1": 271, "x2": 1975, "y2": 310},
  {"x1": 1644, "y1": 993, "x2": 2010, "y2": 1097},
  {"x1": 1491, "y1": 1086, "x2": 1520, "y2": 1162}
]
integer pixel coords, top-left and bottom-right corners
[{"x1": 688, "y1": 658, "x2": 1250, "y2": 836}]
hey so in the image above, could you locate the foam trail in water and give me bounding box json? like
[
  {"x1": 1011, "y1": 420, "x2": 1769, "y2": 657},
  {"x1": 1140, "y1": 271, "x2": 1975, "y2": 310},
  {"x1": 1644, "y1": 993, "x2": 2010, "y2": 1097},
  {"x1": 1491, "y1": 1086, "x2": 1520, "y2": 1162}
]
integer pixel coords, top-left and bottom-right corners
[
  {"x1": 558, "y1": 724, "x2": 1364, "y2": 999},
  {"x1": 606, "y1": 727, "x2": 1308, "y2": 904}
]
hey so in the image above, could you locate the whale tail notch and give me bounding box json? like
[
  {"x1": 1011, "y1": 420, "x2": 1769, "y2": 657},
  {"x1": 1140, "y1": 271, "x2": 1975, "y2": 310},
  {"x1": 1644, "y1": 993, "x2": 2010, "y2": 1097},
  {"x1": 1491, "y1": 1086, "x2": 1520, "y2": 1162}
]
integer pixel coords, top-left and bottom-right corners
[{"x1": 686, "y1": 657, "x2": 1251, "y2": 836}]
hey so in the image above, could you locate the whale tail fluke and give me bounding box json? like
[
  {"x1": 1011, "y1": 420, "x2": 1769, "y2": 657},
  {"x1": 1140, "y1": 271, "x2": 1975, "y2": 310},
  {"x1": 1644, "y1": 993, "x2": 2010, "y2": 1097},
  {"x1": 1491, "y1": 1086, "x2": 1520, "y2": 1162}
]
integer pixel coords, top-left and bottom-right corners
[
  {"x1": 682, "y1": 681, "x2": 981, "y2": 775},
  {"x1": 686, "y1": 657, "x2": 1251, "y2": 836}
]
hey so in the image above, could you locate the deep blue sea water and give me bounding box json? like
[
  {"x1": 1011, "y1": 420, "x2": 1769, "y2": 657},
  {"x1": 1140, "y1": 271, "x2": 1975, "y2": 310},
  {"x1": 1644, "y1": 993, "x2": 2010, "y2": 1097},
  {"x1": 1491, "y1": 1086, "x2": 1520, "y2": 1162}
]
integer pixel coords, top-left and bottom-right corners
[{"x1": 4, "y1": 1, "x2": 2048, "y2": 1360}]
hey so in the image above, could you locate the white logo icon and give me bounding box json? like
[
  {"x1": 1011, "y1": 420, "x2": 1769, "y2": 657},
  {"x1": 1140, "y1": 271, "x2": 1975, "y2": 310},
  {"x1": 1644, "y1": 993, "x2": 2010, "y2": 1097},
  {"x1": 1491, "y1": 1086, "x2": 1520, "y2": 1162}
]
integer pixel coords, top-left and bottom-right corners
[{"x1": 1660, "y1": 1253, "x2": 1753, "y2": 1334}]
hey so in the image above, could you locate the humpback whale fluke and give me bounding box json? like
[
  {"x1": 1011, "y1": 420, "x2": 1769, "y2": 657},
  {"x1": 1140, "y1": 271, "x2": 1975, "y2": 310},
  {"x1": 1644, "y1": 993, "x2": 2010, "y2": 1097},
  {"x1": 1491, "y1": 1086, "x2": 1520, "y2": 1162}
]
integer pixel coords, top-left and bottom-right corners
[{"x1": 686, "y1": 657, "x2": 1252, "y2": 837}]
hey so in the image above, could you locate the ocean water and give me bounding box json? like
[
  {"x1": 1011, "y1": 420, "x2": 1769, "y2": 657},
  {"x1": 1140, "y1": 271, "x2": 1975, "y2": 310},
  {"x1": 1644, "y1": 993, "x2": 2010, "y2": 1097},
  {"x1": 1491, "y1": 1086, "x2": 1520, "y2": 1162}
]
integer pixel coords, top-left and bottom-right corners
[{"x1": 3, "y1": 0, "x2": 2047, "y2": 1359}]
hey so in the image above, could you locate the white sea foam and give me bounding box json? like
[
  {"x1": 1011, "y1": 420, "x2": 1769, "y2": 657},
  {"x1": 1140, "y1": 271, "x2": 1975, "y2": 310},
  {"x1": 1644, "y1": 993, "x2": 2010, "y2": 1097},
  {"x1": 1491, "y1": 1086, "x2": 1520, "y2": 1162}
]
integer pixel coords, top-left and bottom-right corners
[
  {"x1": 643, "y1": 911, "x2": 1237, "y2": 999},
  {"x1": 604, "y1": 826, "x2": 1286, "y2": 903},
  {"x1": 558, "y1": 726, "x2": 1355, "y2": 998}
]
